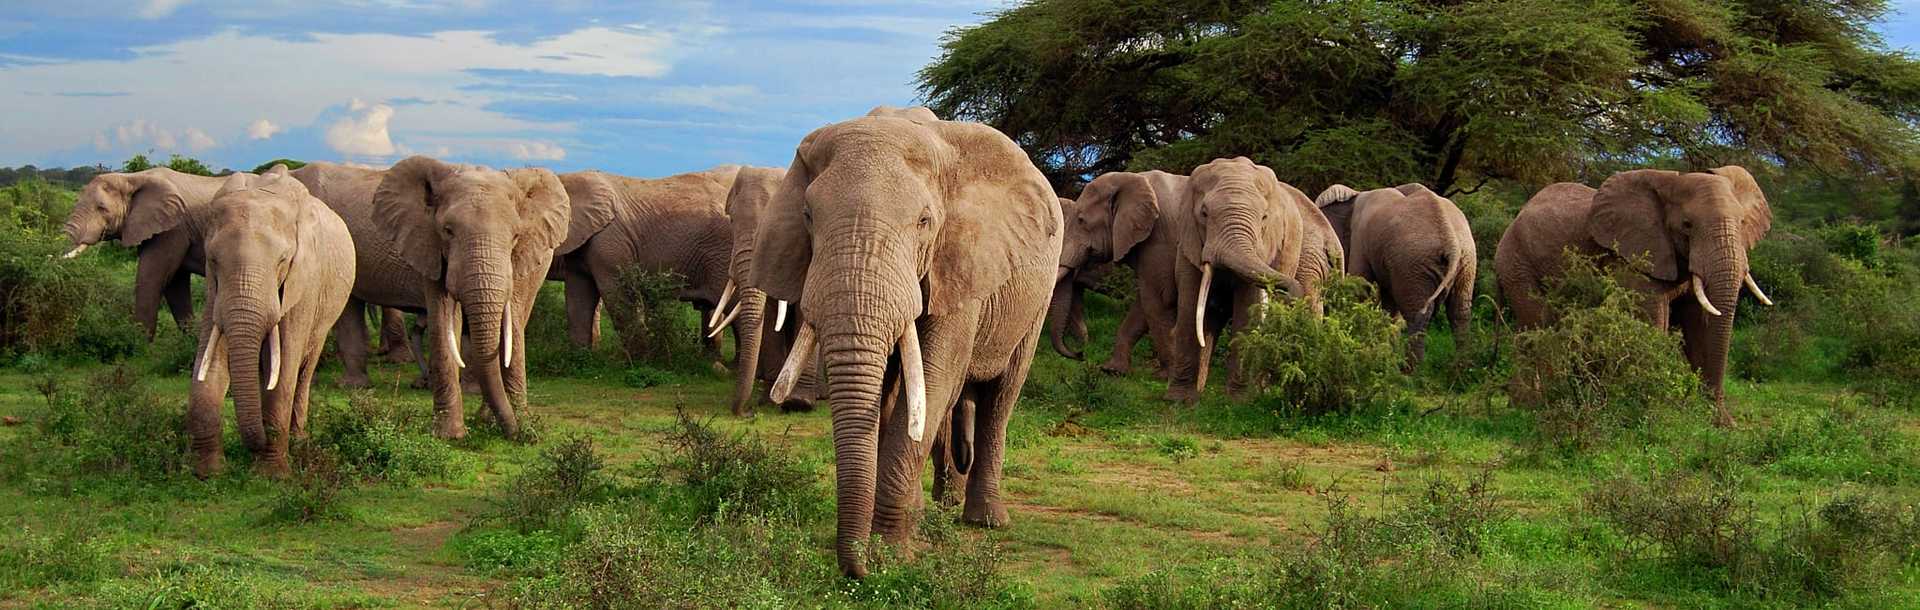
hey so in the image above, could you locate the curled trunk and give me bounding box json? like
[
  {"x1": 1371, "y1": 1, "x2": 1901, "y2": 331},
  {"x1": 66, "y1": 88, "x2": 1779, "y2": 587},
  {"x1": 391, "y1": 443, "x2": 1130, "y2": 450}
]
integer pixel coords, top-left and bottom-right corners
[{"x1": 1046, "y1": 277, "x2": 1083, "y2": 359}]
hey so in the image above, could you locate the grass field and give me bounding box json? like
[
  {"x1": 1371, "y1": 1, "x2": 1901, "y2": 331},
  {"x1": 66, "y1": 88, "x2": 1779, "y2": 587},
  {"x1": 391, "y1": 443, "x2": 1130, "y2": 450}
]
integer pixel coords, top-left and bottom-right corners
[{"x1": 3, "y1": 289, "x2": 1917, "y2": 609}]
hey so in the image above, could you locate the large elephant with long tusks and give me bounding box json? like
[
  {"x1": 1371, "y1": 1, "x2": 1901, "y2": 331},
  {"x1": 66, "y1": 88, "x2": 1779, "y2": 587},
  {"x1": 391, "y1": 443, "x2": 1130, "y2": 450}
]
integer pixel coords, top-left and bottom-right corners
[
  {"x1": 1496, "y1": 166, "x2": 1774, "y2": 427},
  {"x1": 753, "y1": 106, "x2": 1061, "y2": 578},
  {"x1": 293, "y1": 158, "x2": 569, "y2": 440},
  {"x1": 721, "y1": 166, "x2": 819, "y2": 416},
  {"x1": 186, "y1": 167, "x2": 355, "y2": 477}
]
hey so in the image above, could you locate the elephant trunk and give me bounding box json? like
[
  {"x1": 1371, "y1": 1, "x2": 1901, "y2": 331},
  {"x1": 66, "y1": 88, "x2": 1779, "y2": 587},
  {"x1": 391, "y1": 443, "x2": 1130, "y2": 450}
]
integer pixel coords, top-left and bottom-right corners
[
  {"x1": 219, "y1": 300, "x2": 276, "y2": 453},
  {"x1": 729, "y1": 288, "x2": 769, "y2": 416},
  {"x1": 457, "y1": 252, "x2": 519, "y2": 436},
  {"x1": 62, "y1": 212, "x2": 105, "y2": 257},
  {"x1": 1208, "y1": 234, "x2": 1284, "y2": 287},
  {"x1": 820, "y1": 318, "x2": 894, "y2": 578},
  {"x1": 1046, "y1": 272, "x2": 1084, "y2": 359},
  {"x1": 1695, "y1": 222, "x2": 1746, "y2": 425}
]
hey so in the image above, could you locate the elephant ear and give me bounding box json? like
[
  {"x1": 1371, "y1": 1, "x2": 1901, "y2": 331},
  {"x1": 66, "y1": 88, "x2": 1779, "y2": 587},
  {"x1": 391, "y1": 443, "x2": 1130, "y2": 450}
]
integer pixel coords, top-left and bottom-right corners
[
  {"x1": 509, "y1": 168, "x2": 571, "y2": 274},
  {"x1": 373, "y1": 156, "x2": 452, "y2": 281},
  {"x1": 1588, "y1": 169, "x2": 1680, "y2": 282},
  {"x1": 752, "y1": 152, "x2": 815, "y2": 303},
  {"x1": 926, "y1": 123, "x2": 1061, "y2": 317},
  {"x1": 556, "y1": 171, "x2": 617, "y2": 256},
  {"x1": 1709, "y1": 165, "x2": 1772, "y2": 249},
  {"x1": 1101, "y1": 173, "x2": 1160, "y2": 262},
  {"x1": 119, "y1": 173, "x2": 190, "y2": 246}
]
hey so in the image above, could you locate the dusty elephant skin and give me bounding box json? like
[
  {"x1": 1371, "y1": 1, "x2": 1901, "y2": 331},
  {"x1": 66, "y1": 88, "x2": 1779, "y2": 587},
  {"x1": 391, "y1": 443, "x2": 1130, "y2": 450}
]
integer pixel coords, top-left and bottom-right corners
[
  {"x1": 1051, "y1": 172, "x2": 1191, "y2": 379},
  {"x1": 551, "y1": 166, "x2": 741, "y2": 364},
  {"x1": 293, "y1": 157, "x2": 569, "y2": 440},
  {"x1": 184, "y1": 168, "x2": 356, "y2": 478},
  {"x1": 1495, "y1": 166, "x2": 1773, "y2": 427},
  {"x1": 1164, "y1": 157, "x2": 1343, "y2": 402},
  {"x1": 1316, "y1": 183, "x2": 1477, "y2": 371},
  {"x1": 753, "y1": 106, "x2": 1062, "y2": 578},
  {"x1": 61, "y1": 168, "x2": 239, "y2": 340},
  {"x1": 721, "y1": 166, "x2": 819, "y2": 416}
]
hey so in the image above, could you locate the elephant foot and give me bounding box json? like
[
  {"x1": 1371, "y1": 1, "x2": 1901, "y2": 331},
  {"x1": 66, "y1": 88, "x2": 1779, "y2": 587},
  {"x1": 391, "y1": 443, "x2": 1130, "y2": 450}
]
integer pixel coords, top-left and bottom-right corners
[
  {"x1": 192, "y1": 453, "x2": 224, "y2": 480},
  {"x1": 337, "y1": 373, "x2": 371, "y2": 389},
  {"x1": 252, "y1": 459, "x2": 292, "y2": 480},
  {"x1": 961, "y1": 500, "x2": 1010, "y2": 529},
  {"x1": 433, "y1": 418, "x2": 468, "y2": 440},
  {"x1": 1099, "y1": 360, "x2": 1131, "y2": 376},
  {"x1": 383, "y1": 350, "x2": 416, "y2": 364},
  {"x1": 709, "y1": 361, "x2": 730, "y2": 376},
  {"x1": 410, "y1": 375, "x2": 431, "y2": 390},
  {"x1": 933, "y1": 473, "x2": 969, "y2": 507},
  {"x1": 1163, "y1": 384, "x2": 1200, "y2": 404},
  {"x1": 778, "y1": 398, "x2": 817, "y2": 413}
]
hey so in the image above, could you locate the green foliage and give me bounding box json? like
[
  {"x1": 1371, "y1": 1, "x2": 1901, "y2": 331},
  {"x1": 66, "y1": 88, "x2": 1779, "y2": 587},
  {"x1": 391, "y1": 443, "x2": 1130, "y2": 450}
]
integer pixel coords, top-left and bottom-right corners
[
  {"x1": 524, "y1": 282, "x2": 625, "y2": 380},
  {"x1": 920, "y1": 0, "x2": 1920, "y2": 194},
  {"x1": 1587, "y1": 469, "x2": 1920, "y2": 603},
  {"x1": 1234, "y1": 274, "x2": 1407, "y2": 416},
  {"x1": 0, "y1": 176, "x2": 76, "y2": 236},
  {"x1": 644, "y1": 411, "x2": 826, "y2": 523},
  {"x1": 484, "y1": 436, "x2": 612, "y2": 533},
  {"x1": 307, "y1": 390, "x2": 459, "y2": 484},
  {"x1": 94, "y1": 564, "x2": 377, "y2": 609},
  {"x1": 604, "y1": 267, "x2": 707, "y2": 372},
  {"x1": 1740, "y1": 222, "x2": 1920, "y2": 404},
  {"x1": 0, "y1": 527, "x2": 111, "y2": 593},
  {"x1": 119, "y1": 155, "x2": 154, "y2": 173},
  {"x1": 621, "y1": 365, "x2": 677, "y2": 389},
  {"x1": 264, "y1": 442, "x2": 354, "y2": 524},
  {"x1": 1508, "y1": 253, "x2": 1700, "y2": 450},
  {"x1": 0, "y1": 179, "x2": 145, "y2": 363},
  {"x1": 162, "y1": 154, "x2": 215, "y2": 177},
  {"x1": 250, "y1": 158, "x2": 306, "y2": 174},
  {"x1": 845, "y1": 504, "x2": 1037, "y2": 609},
  {"x1": 23, "y1": 365, "x2": 189, "y2": 480}
]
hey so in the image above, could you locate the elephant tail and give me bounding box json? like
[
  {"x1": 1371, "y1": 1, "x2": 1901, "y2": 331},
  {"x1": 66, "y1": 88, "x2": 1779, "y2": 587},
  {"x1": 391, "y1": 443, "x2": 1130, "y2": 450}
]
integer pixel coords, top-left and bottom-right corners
[{"x1": 1420, "y1": 253, "x2": 1466, "y2": 317}]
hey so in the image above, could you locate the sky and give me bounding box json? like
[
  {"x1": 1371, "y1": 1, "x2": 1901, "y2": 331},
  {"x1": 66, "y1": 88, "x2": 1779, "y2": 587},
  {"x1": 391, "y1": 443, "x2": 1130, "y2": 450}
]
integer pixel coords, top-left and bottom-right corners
[{"x1": 0, "y1": 0, "x2": 1915, "y2": 177}]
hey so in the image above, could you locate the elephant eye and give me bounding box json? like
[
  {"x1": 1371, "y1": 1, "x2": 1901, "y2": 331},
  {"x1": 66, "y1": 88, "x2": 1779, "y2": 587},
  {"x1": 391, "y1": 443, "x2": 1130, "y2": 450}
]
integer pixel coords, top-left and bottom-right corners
[{"x1": 918, "y1": 212, "x2": 933, "y2": 229}]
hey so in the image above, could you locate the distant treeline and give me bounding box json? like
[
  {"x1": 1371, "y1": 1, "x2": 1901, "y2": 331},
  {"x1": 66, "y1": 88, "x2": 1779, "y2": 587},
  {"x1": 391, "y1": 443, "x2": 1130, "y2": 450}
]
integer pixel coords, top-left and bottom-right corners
[{"x1": 0, "y1": 155, "x2": 308, "y2": 190}]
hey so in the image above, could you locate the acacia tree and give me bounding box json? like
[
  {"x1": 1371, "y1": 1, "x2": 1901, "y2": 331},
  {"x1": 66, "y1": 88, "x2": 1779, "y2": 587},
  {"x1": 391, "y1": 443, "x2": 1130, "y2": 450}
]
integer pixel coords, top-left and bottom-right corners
[{"x1": 918, "y1": 0, "x2": 1920, "y2": 195}]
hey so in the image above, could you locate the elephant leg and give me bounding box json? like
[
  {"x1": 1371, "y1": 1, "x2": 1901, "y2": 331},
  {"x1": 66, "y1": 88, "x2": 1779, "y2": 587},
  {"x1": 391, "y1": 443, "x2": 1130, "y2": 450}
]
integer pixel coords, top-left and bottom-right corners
[
  {"x1": 963, "y1": 330, "x2": 1040, "y2": 529},
  {"x1": 564, "y1": 263, "x2": 602, "y2": 349},
  {"x1": 1102, "y1": 300, "x2": 1149, "y2": 375},
  {"x1": 504, "y1": 274, "x2": 540, "y2": 412},
  {"x1": 871, "y1": 314, "x2": 977, "y2": 545},
  {"x1": 931, "y1": 391, "x2": 976, "y2": 508},
  {"x1": 162, "y1": 271, "x2": 195, "y2": 337},
  {"x1": 188, "y1": 322, "x2": 229, "y2": 478},
  {"x1": 1673, "y1": 298, "x2": 1735, "y2": 427},
  {"x1": 255, "y1": 322, "x2": 308, "y2": 478},
  {"x1": 380, "y1": 308, "x2": 415, "y2": 363},
  {"x1": 132, "y1": 232, "x2": 191, "y2": 341},
  {"x1": 1165, "y1": 262, "x2": 1205, "y2": 402},
  {"x1": 1447, "y1": 265, "x2": 1477, "y2": 370},
  {"x1": 407, "y1": 315, "x2": 430, "y2": 388},
  {"x1": 291, "y1": 337, "x2": 325, "y2": 442},
  {"x1": 334, "y1": 299, "x2": 373, "y2": 388},
  {"x1": 427, "y1": 293, "x2": 468, "y2": 439},
  {"x1": 1390, "y1": 276, "x2": 1439, "y2": 374},
  {"x1": 1499, "y1": 262, "x2": 1547, "y2": 330},
  {"x1": 1224, "y1": 285, "x2": 1263, "y2": 397}
]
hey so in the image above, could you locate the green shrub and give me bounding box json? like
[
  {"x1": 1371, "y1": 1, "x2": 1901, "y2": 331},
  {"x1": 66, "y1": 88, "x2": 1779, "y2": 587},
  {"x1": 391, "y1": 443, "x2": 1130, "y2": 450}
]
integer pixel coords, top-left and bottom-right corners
[
  {"x1": 308, "y1": 390, "x2": 458, "y2": 484},
  {"x1": 645, "y1": 411, "x2": 826, "y2": 524},
  {"x1": 1234, "y1": 274, "x2": 1407, "y2": 416},
  {"x1": 249, "y1": 158, "x2": 307, "y2": 174},
  {"x1": 0, "y1": 526, "x2": 112, "y2": 593},
  {"x1": 94, "y1": 564, "x2": 377, "y2": 609},
  {"x1": 621, "y1": 365, "x2": 677, "y2": 389},
  {"x1": 0, "y1": 219, "x2": 142, "y2": 363},
  {"x1": 456, "y1": 529, "x2": 570, "y2": 574},
  {"x1": 846, "y1": 503, "x2": 1037, "y2": 609},
  {"x1": 263, "y1": 442, "x2": 354, "y2": 524},
  {"x1": 485, "y1": 436, "x2": 612, "y2": 533},
  {"x1": 26, "y1": 365, "x2": 189, "y2": 480},
  {"x1": 1816, "y1": 222, "x2": 1884, "y2": 268},
  {"x1": 1508, "y1": 254, "x2": 1699, "y2": 450},
  {"x1": 525, "y1": 282, "x2": 625, "y2": 379},
  {"x1": 603, "y1": 267, "x2": 706, "y2": 371}
]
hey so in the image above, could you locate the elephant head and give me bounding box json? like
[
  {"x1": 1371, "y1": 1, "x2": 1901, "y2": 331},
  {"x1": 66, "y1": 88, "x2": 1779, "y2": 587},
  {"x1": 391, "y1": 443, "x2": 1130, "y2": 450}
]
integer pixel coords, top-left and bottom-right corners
[
  {"x1": 1176, "y1": 157, "x2": 1302, "y2": 345},
  {"x1": 722, "y1": 166, "x2": 796, "y2": 414},
  {"x1": 62, "y1": 170, "x2": 188, "y2": 258},
  {"x1": 1586, "y1": 166, "x2": 1772, "y2": 408},
  {"x1": 753, "y1": 108, "x2": 1057, "y2": 577},
  {"x1": 374, "y1": 156, "x2": 569, "y2": 375},
  {"x1": 189, "y1": 167, "x2": 308, "y2": 451},
  {"x1": 1048, "y1": 173, "x2": 1162, "y2": 358}
]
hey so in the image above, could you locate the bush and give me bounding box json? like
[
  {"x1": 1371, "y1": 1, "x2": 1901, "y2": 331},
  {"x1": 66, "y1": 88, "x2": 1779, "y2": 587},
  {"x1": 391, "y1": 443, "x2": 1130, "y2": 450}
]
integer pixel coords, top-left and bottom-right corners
[
  {"x1": 1587, "y1": 469, "x2": 1920, "y2": 603},
  {"x1": 25, "y1": 365, "x2": 189, "y2": 480},
  {"x1": 308, "y1": 390, "x2": 458, "y2": 484},
  {"x1": 602, "y1": 267, "x2": 707, "y2": 371},
  {"x1": 846, "y1": 503, "x2": 1037, "y2": 609},
  {"x1": 1234, "y1": 274, "x2": 1407, "y2": 416},
  {"x1": 484, "y1": 436, "x2": 612, "y2": 533},
  {"x1": 0, "y1": 214, "x2": 143, "y2": 363},
  {"x1": 645, "y1": 411, "x2": 826, "y2": 523},
  {"x1": 524, "y1": 282, "x2": 625, "y2": 380},
  {"x1": 263, "y1": 442, "x2": 354, "y2": 524},
  {"x1": 0, "y1": 526, "x2": 112, "y2": 593},
  {"x1": 1508, "y1": 253, "x2": 1699, "y2": 450}
]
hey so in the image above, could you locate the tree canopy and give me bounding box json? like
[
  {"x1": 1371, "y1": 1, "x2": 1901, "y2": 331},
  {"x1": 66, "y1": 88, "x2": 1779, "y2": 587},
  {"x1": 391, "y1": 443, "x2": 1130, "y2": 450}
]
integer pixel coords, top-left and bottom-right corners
[{"x1": 917, "y1": 0, "x2": 1920, "y2": 196}]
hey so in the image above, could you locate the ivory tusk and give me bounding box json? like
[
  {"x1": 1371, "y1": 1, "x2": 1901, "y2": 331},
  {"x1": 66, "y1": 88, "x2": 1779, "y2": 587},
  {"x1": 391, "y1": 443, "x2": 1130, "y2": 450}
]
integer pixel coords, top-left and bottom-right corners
[
  {"x1": 501, "y1": 301, "x2": 514, "y2": 369},
  {"x1": 1194, "y1": 263, "x2": 1213, "y2": 348},
  {"x1": 706, "y1": 303, "x2": 742, "y2": 338},
  {"x1": 899, "y1": 322, "x2": 927, "y2": 443},
  {"x1": 708, "y1": 281, "x2": 737, "y2": 328},
  {"x1": 773, "y1": 299, "x2": 789, "y2": 333},
  {"x1": 61, "y1": 244, "x2": 88, "y2": 259},
  {"x1": 1693, "y1": 276, "x2": 1724, "y2": 317},
  {"x1": 448, "y1": 304, "x2": 467, "y2": 369},
  {"x1": 195, "y1": 325, "x2": 220, "y2": 382},
  {"x1": 1744, "y1": 273, "x2": 1773, "y2": 306},
  {"x1": 770, "y1": 322, "x2": 816, "y2": 404},
  {"x1": 265, "y1": 325, "x2": 282, "y2": 391}
]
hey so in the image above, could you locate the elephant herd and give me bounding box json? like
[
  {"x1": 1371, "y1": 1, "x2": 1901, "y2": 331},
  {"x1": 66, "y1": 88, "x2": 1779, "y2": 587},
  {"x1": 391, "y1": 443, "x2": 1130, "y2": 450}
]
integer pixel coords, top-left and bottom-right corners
[{"x1": 58, "y1": 105, "x2": 1774, "y2": 578}]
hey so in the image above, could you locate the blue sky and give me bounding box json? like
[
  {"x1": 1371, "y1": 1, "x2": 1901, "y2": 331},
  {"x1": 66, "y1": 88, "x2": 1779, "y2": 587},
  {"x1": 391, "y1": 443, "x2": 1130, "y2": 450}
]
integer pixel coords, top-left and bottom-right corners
[{"x1": 0, "y1": 0, "x2": 1916, "y2": 177}]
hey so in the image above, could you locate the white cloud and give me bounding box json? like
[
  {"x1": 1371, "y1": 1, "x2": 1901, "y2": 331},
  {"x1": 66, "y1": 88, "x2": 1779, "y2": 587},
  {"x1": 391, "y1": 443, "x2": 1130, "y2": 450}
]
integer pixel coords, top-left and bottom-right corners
[
  {"x1": 324, "y1": 100, "x2": 397, "y2": 158},
  {"x1": 92, "y1": 119, "x2": 217, "y2": 153},
  {"x1": 139, "y1": 0, "x2": 189, "y2": 19},
  {"x1": 246, "y1": 118, "x2": 281, "y2": 140},
  {"x1": 509, "y1": 141, "x2": 566, "y2": 161},
  {"x1": 651, "y1": 85, "x2": 759, "y2": 112},
  {"x1": 182, "y1": 127, "x2": 216, "y2": 151}
]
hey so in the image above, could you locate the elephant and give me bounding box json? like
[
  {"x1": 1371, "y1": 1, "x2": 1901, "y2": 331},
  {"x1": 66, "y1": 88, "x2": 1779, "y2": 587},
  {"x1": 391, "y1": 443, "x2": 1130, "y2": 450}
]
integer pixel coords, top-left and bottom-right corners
[
  {"x1": 720, "y1": 166, "x2": 819, "y2": 416},
  {"x1": 184, "y1": 167, "x2": 355, "y2": 477},
  {"x1": 293, "y1": 157, "x2": 569, "y2": 439},
  {"x1": 1495, "y1": 166, "x2": 1773, "y2": 426},
  {"x1": 1164, "y1": 157, "x2": 1342, "y2": 402},
  {"x1": 552, "y1": 167, "x2": 741, "y2": 364},
  {"x1": 62, "y1": 167, "x2": 229, "y2": 339},
  {"x1": 754, "y1": 106, "x2": 1061, "y2": 578},
  {"x1": 1315, "y1": 183, "x2": 1477, "y2": 371},
  {"x1": 1050, "y1": 172, "x2": 1193, "y2": 379}
]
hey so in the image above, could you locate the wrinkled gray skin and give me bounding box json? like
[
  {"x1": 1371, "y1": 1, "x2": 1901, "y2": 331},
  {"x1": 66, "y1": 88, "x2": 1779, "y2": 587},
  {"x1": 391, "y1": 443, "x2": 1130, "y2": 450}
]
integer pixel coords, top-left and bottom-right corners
[
  {"x1": 754, "y1": 106, "x2": 1061, "y2": 578},
  {"x1": 185, "y1": 168, "x2": 355, "y2": 477},
  {"x1": 62, "y1": 168, "x2": 228, "y2": 338},
  {"x1": 294, "y1": 158, "x2": 569, "y2": 440},
  {"x1": 1050, "y1": 172, "x2": 1190, "y2": 378},
  {"x1": 722, "y1": 166, "x2": 820, "y2": 415},
  {"x1": 1315, "y1": 183, "x2": 1476, "y2": 371},
  {"x1": 1496, "y1": 167, "x2": 1772, "y2": 427},
  {"x1": 1164, "y1": 157, "x2": 1342, "y2": 402},
  {"x1": 552, "y1": 167, "x2": 740, "y2": 364}
]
